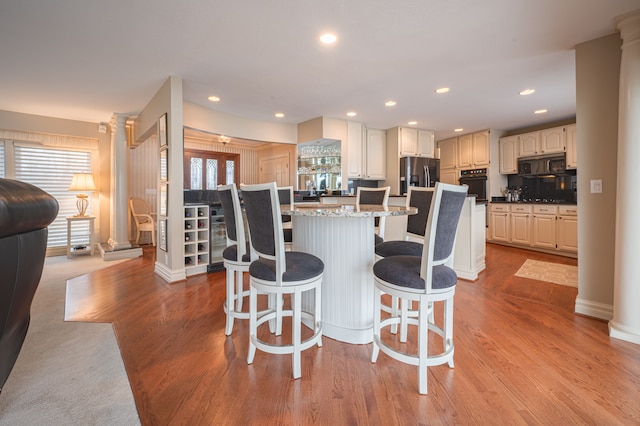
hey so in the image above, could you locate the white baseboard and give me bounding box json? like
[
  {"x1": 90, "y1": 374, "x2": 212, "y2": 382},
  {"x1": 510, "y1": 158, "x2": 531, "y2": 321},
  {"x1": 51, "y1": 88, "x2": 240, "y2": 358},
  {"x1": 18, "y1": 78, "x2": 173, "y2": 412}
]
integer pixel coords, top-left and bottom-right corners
[
  {"x1": 154, "y1": 261, "x2": 186, "y2": 283},
  {"x1": 574, "y1": 297, "x2": 613, "y2": 320}
]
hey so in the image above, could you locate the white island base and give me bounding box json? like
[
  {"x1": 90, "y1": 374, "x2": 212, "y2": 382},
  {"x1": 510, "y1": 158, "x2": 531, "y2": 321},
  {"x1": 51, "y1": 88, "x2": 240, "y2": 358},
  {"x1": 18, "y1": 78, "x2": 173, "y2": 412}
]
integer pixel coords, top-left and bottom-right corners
[{"x1": 293, "y1": 215, "x2": 376, "y2": 344}]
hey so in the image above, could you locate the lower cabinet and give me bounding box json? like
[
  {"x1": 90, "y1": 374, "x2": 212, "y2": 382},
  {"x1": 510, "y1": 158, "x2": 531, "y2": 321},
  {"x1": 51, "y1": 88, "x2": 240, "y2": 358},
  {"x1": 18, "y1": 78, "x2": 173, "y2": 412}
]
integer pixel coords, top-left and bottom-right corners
[{"x1": 489, "y1": 203, "x2": 577, "y2": 256}]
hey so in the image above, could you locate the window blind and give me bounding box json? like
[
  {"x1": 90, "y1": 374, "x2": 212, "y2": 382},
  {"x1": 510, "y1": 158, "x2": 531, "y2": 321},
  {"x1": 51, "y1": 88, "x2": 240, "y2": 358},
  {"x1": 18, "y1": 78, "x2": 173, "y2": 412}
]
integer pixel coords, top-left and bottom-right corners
[
  {"x1": 0, "y1": 142, "x2": 4, "y2": 177},
  {"x1": 14, "y1": 144, "x2": 93, "y2": 248}
]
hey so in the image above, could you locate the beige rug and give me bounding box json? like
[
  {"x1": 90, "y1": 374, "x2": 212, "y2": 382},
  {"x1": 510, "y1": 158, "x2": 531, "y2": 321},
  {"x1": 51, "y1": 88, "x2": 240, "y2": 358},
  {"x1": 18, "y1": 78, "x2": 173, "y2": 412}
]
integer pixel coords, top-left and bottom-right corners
[
  {"x1": 0, "y1": 254, "x2": 140, "y2": 425},
  {"x1": 515, "y1": 259, "x2": 578, "y2": 288}
]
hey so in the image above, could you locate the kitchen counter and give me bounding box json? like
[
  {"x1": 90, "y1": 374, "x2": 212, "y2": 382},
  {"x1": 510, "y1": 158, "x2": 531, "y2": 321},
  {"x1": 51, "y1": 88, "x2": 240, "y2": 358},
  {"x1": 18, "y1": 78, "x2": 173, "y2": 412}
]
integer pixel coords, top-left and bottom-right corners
[{"x1": 490, "y1": 200, "x2": 577, "y2": 205}]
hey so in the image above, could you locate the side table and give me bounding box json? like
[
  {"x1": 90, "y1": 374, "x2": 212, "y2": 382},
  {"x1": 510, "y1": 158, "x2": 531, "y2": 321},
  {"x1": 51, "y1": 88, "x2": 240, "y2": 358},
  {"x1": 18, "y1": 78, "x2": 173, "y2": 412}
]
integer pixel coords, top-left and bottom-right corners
[{"x1": 66, "y1": 216, "x2": 96, "y2": 258}]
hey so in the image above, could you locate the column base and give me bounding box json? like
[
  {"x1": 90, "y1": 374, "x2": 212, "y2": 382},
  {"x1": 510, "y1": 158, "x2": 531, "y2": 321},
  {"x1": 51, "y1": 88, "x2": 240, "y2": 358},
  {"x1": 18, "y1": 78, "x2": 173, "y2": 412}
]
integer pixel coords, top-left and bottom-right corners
[
  {"x1": 609, "y1": 320, "x2": 640, "y2": 345},
  {"x1": 99, "y1": 243, "x2": 142, "y2": 261}
]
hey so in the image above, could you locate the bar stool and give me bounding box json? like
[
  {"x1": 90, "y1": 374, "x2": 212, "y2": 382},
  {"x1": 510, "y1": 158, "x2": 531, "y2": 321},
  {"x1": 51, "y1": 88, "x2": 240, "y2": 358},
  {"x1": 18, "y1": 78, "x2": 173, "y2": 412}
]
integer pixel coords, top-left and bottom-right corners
[
  {"x1": 218, "y1": 183, "x2": 254, "y2": 335},
  {"x1": 374, "y1": 186, "x2": 435, "y2": 340},
  {"x1": 241, "y1": 182, "x2": 324, "y2": 379},
  {"x1": 277, "y1": 186, "x2": 294, "y2": 251},
  {"x1": 356, "y1": 186, "x2": 390, "y2": 245},
  {"x1": 371, "y1": 182, "x2": 467, "y2": 394}
]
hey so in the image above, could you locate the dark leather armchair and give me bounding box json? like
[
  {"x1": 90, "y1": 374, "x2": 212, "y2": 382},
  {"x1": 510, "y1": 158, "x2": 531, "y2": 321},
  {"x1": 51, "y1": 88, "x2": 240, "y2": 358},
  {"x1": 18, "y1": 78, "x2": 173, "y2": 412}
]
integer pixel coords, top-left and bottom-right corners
[{"x1": 0, "y1": 178, "x2": 58, "y2": 392}]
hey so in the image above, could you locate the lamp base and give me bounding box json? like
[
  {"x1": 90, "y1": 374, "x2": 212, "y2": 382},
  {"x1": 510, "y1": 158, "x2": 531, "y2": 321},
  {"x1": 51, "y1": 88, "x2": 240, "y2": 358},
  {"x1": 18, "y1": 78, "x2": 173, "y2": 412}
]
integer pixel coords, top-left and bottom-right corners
[{"x1": 75, "y1": 194, "x2": 89, "y2": 216}]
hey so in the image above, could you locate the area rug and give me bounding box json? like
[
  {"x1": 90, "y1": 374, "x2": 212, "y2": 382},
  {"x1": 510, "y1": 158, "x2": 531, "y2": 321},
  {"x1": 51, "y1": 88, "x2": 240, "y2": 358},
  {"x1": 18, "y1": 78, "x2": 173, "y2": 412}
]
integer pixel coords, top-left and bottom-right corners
[
  {"x1": 0, "y1": 255, "x2": 140, "y2": 426},
  {"x1": 515, "y1": 259, "x2": 578, "y2": 288}
]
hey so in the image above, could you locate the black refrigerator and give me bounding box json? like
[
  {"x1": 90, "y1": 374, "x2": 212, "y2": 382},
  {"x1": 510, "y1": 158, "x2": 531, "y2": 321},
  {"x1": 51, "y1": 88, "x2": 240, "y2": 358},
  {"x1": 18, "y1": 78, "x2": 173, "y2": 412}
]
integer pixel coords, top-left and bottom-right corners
[{"x1": 399, "y1": 156, "x2": 440, "y2": 194}]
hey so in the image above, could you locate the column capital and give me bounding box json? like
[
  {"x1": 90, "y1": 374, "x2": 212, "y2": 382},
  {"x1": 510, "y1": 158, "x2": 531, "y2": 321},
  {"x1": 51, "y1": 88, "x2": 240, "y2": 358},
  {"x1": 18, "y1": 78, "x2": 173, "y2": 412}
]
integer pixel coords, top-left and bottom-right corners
[{"x1": 617, "y1": 9, "x2": 640, "y2": 46}]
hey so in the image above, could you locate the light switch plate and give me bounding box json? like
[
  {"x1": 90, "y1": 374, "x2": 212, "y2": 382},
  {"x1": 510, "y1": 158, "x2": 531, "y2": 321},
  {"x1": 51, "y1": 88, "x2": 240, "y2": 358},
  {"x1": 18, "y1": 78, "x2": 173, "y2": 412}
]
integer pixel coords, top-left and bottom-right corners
[{"x1": 590, "y1": 179, "x2": 602, "y2": 194}]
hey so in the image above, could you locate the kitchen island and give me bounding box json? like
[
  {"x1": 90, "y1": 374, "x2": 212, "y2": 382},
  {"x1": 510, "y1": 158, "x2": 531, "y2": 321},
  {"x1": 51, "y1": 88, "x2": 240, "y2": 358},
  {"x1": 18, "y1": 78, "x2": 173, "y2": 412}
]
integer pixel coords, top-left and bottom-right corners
[{"x1": 281, "y1": 204, "x2": 416, "y2": 344}]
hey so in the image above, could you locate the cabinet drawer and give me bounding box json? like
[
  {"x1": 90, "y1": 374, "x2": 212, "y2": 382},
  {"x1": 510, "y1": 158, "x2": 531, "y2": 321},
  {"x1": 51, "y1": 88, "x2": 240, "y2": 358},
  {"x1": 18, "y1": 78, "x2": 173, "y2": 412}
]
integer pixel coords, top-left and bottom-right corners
[
  {"x1": 510, "y1": 204, "x2": 532, "y2": 214},
  {"x1": 533, "y1": 205, "x2": 558, "y2": 215},
  {"x1": 558, "y1": 206, "x2": 578, "y2": 216},
  {"x1": 491, "y1": 203, "x2": 509, "y2": 213}
]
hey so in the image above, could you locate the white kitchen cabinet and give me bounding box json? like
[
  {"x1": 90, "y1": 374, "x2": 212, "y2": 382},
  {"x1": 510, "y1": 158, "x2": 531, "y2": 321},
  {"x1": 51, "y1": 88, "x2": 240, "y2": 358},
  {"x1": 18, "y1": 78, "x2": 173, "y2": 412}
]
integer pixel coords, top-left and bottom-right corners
[
  {"x1": 417, "y1": 129, "x2": 435, "y2": 157},
  {"x1": 532, "y1": 205, "x2": 557, "y2": 249},
  {"x1": 184, "y1": 205, "x2": 209, "y2": 276},
  {"x1": 519, "y1": 131, "x2": 540, "y2": 157},
  {"x1": 472, "y1": 131, "x2": 491, "y2": 167},
  {"x1": 438, "y1": 138, "x2": 458, "y2": 170},
  {"x1": 347, "y1": 121, "x2": 364, "y2": 178},
  {"x1": 565, "y1": 124, "x2": 577, "y2": 169},
  {"x1": 510, "y1": 204, "x2": 532, "y2": 245},
  {"x1": 440, "y1": 168, "x2": 459, "y2": 185},
  {"x1": 399, "y1": 127, "x2": 418, "y2": 156},
  {"x1": 365, "y1": 128, "x2": 386, "y2": 180},
  {"x1": 499, "y1": 135, "x2": 518, "y2": 174},
  {"x1": 453, "y1": 197, "x2": 486, "y2": 281},
  {"x1": 557, "y1": 205, "x2": 578, "y2": 252},
  {"x1": 457, "y1": 134, "x2": 473, "y2": 169},
  {"x1": 489, "y1": 204, "x2": 509, "y2": 242},
  {"x1": 540, "y1": 127, "x2": 565, "y2": 154}
]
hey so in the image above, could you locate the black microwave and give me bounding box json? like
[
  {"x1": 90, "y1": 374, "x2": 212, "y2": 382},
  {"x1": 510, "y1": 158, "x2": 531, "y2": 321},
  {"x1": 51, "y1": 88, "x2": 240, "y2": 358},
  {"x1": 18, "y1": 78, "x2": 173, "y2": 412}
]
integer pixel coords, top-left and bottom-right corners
[{"x1": 518, "y1": 154, "x2": 566, "y2": 176}]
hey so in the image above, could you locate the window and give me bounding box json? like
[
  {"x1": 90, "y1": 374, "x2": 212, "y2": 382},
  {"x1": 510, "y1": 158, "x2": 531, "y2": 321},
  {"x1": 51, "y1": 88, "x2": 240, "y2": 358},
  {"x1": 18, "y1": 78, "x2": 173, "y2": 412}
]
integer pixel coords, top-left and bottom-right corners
[
  {"x1": 0, "y1": 142, "x2": 4, "y2": 177},
  {"x1": 184, "y1": 149, "x2": 239, "y2": 190},
  {"x1": 14, "y1": 144, "x2": 93, "y2": 248}
]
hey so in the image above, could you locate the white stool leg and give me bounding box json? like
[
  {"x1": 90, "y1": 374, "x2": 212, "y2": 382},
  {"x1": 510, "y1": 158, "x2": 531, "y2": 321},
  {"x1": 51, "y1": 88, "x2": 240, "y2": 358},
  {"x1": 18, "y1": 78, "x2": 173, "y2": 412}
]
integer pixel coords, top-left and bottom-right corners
[
  {"x1": 225, "y1": 268, "x2": 235, "y2": 336},
  {"x1": 315, "y1": 285, "x2": 322, "y2": 347},
  {"x1": 247, "y1": 286, "x2": 258, "y2": 364},
  {"x1": 400, "y1": 298, "x2": 409, "y2": 343},
  {"x1": 445, "y1": 296, "x2": 455, "y2": 368},
  {"x1": 292, "y1": 290, "x2": 302, "y2": 379},
  {"x1": 390, "y1": 295, "x2": 399, "y2": 334},
  {"x1": 235, "y1": 269, "x2": 244, "y2": 312},
  {"x1": 371, "y1": 286, "x2": 381, "y2": 363},
  {"x1": 418, "y1": 295, "x2": 428, "y2": 395}
]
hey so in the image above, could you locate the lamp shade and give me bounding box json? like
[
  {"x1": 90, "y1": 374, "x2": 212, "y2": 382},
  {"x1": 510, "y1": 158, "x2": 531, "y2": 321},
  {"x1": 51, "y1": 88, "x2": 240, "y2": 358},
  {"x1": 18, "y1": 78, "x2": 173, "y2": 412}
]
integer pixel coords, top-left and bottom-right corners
[{"x1": 68, "y1": 173, "x2": 97, "y2": 192}]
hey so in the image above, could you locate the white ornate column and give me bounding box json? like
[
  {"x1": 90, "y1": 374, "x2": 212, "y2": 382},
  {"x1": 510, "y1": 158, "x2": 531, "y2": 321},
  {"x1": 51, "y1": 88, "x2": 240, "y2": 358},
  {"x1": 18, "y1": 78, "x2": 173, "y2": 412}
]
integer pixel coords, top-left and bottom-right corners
[
  {"x1": 101, "y1": 113, "x2": 142, "y2": 260},
  {"x1": 610, "y1": 10, "x2": 640, "y2": 344}
]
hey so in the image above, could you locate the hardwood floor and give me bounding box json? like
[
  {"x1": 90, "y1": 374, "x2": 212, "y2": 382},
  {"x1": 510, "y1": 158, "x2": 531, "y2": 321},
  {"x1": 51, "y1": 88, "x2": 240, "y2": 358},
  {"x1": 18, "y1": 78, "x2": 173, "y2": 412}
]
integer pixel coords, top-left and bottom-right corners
[{"x1": 64, "y1": 243, "x2": 640, "y2": 425}]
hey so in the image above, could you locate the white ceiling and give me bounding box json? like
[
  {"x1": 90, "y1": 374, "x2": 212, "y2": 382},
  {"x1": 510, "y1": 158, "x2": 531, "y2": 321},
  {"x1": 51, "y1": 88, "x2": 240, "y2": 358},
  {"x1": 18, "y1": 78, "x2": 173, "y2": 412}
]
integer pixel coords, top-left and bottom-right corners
[{"x1": 1, "y1": 1, "x2": 638, "y2": 140}]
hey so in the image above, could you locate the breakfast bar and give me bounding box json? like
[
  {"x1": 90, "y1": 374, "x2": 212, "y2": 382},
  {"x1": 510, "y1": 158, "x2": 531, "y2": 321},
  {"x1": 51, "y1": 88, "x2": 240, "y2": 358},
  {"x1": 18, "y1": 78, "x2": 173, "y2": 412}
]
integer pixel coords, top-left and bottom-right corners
[{"x1": 281, "y1": 203, "x2": 416, "y2": 344}]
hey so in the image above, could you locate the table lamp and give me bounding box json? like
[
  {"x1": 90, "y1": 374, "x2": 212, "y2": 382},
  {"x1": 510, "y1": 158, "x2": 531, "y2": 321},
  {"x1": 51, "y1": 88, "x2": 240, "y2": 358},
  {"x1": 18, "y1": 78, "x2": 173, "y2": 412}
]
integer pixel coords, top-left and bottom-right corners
[{"x1": 68, "y1": 172, "x2": 97, "y2": 216}]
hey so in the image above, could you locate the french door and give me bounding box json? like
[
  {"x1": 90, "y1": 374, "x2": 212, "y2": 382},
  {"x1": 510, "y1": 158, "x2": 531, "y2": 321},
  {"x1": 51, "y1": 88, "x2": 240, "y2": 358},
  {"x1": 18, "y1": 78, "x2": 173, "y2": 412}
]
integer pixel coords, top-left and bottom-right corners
[{"x1": 184, "y1": 149, "x2": 240, "y2": 190}]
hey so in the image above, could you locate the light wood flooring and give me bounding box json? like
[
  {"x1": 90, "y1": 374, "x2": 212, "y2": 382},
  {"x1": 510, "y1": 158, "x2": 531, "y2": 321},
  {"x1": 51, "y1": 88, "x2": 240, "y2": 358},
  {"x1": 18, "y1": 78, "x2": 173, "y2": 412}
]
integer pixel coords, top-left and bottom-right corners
[{"x1": 64, "y1": 243, "x2": 640, "y2": 425}]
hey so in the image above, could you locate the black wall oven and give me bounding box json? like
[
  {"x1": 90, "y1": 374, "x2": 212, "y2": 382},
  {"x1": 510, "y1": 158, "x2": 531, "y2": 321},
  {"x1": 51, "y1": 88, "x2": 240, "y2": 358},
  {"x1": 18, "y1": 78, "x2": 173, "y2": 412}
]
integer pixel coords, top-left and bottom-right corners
[{"x1": 459, "y1": 168, "x2": 488, "y2": 202}]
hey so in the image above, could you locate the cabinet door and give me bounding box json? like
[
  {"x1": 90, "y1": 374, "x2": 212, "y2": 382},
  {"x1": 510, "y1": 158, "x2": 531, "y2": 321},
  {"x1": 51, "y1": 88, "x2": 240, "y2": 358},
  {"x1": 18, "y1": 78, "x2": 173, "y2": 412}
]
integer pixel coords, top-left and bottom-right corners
[
  {"x1": 490, "y1": 212, "x2": 509, "y2": 242},
  {"x1": 365, "y1": 129, "x2": 386, "y2": 179},
  {"x1": 417, "y1": 129, "x2": 435, "y2": 157},
  {"x1": 472, "y1": 131, "x2": 490, "y2": 167},
  {"x1": 532, "y1": 214, "x2": 556, "y2": 249},
  {"x1": 557, "y1": 215, "x2": 578, "y2": 252},
  {"x1": 510, "y1": 213, "x2": 531, "y2": 245},
  {"x1": 565, "y1": 124, "x2": 577, "y2": 169},
  {"x1": 519, "y1": 132, "x2": 539, "y2": 157},
  {"x1": 347, "y1": 121, "x2": 364, "y2": 178},
  {"x1": 439, "y1": 168, "x2": 459, "y2": 185},
  {"x1": 438, "y1": 138, "x2": 458, "y2": 169},
  {"x1": 540, "y1": 127, "x2": 565, "y2": 154},
  {"x1": 399, "y1": 127, "x2": 418, "y2": 156},
  {"x1": 457, "y1": 134, "x2": 473, "y2": 169},
  {"x1": 499, "y1": 136, "x2": 518, "y2": 174}
]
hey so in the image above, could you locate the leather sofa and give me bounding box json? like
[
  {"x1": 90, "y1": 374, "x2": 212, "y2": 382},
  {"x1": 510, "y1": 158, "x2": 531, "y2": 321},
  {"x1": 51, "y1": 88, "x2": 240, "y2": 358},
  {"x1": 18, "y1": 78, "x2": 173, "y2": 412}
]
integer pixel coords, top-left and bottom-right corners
[{"x1": 0, "y1": 178, "x2": 58, "y2": 392}]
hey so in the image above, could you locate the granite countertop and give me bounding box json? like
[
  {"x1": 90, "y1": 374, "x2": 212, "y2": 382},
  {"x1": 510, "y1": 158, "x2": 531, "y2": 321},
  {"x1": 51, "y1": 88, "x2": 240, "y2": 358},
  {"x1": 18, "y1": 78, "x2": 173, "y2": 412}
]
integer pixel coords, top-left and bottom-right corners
[
  {"x1": 281, "y1": 204, "x2": 417, "y2": 218},
  {"x1": 491, "y1": 200, "x2": 577, "y2": 205}
]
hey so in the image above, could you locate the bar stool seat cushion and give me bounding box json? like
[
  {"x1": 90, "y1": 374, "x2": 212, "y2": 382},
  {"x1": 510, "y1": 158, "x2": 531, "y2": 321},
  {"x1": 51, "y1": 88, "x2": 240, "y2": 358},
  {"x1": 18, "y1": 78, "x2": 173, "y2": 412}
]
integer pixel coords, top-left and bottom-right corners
[
  {"x1": 223, "y1": 242, "x2": 252, "y2": 263},
  {"x1": 373, "y1": 255, "x2": 457, "y2": 290},
  {"x1": 375, "y1": 240, "x2": 423, "y2": 258},
  {"x1": 250, "y1": 252, "x2": 324, "y2": 283},
  {"x1": 374, "y1": 234, "x2": 384, "y2": 245}
]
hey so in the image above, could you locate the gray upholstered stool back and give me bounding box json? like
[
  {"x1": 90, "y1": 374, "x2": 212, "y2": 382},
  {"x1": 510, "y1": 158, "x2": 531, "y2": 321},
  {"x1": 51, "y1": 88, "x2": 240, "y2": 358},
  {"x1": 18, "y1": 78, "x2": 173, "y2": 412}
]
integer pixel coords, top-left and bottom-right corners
[{"x1": 405, "y1": 187, "x2": 434, "y2": 239}]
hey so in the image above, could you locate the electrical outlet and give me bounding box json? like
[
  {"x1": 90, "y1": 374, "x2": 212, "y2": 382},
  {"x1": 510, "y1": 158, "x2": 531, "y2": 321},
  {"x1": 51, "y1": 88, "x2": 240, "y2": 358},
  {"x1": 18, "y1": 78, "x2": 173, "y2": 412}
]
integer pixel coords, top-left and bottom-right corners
[{"x1": 590, "y1": 179, "x2": 602, "y2": 194}]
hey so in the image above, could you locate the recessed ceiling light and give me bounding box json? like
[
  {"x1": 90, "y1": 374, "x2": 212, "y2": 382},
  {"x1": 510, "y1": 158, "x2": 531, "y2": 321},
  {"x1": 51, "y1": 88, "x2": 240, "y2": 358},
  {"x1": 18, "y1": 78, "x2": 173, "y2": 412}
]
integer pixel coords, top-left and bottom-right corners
[
  {"x1": 385, "y1": 100, "x2": 396, "y2": 107},
  {"x1": 454, "y1": 128, "x2": 464, "y2": 132},
  {"x1": 534, "y1": 109, "x2": 548, "y2": 114},
  {"x1": 274, "y1": 112, "x2": 285, "y2": 118},
  {"x1": 520, "y1": 89, "x2": 535, "y2": 96},
  {"x1": 319, "y1": 33, "x2": 337, "y2": 44},
  {"x1": 346, "y1": 111, "x2": 357, "y2": 117},
  {"x1": 208, "y1": 95, "x2": 220, "y2": 102},
  {"x1": 435, "y1": 87, "x2": 450, "y2": 94},
  {"x1": 408, "y1": 121, "x2": 417, "y2": 125}
]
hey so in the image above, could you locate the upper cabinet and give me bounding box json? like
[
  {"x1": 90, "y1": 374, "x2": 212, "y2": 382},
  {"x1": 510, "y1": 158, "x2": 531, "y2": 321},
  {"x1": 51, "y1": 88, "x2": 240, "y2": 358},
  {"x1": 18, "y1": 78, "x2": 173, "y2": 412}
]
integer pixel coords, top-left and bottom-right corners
[
  {"x1": 387, "y1": 127, "x2": 435, "y2": 158},
  {"x1": 519, "y1": 127, "x2": 566, "y2": 157},
  {"x1": 347, "y1": 122, "x2": 387, "y2": 180},
  {"x1": 439, "y1": 130, "x2": 490, "y2": 170},
  {"x1": 565, "y1": 124, "x2": 577, "y2": 169},
  {"x1": 365, "y1": 128, "x2": 386, "y2": 179},
  {"x1": 499, "y1": 135, "x2": 518, "y2": 174}
]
